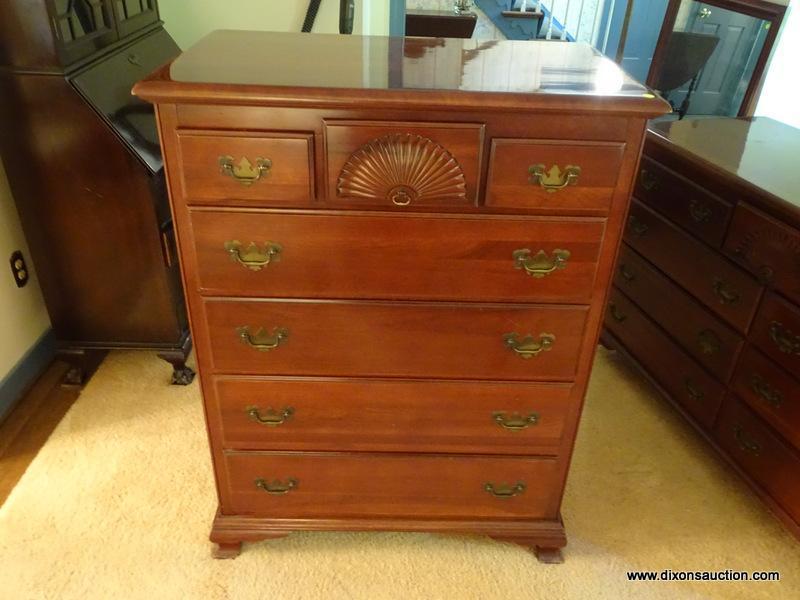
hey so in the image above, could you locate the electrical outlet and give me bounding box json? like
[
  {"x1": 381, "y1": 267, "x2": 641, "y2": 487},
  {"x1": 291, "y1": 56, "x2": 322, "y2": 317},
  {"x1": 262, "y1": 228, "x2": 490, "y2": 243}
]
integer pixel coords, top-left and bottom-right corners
[{"x1": 9, "y1": 250, "x2": 29, "y2": 288}]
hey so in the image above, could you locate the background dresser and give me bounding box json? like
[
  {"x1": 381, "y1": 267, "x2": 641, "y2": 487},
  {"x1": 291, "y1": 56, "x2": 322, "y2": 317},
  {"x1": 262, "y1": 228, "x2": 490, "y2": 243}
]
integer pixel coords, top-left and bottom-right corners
[
  {"x1": 603, "y1": 117, "x2": 800, "y2": 539},
  {"x1": 135, "y1": 30, "x2": 668, "y2": 562}
]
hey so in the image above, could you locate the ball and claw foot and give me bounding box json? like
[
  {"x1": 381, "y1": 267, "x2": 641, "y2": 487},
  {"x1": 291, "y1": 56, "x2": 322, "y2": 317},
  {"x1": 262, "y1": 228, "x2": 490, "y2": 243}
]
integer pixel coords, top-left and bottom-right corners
[
  {"x1": 212, "y1": 542, "x2": 242, "y2": 559},
  {"x1": 171, "y1": 364, "x2": 196, "y2": 386},
  {"x1": 535, "y1": 546, "x2": 565, "y2": 564}
]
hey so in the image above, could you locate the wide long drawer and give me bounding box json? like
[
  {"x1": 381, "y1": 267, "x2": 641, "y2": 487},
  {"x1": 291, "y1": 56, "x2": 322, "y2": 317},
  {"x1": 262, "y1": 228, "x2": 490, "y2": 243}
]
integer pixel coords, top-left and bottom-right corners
[
  {"x1": 190, "y1": 210, "x2": 605, "y2": 303},
  {"x1": 613, "y1": 243, "x2": 743, "y2": 381},
  {"x1": 213, "y1": 377, "x2": 574, "y2": 454},
  {"x1": 204, "y1": 299, "x2": 588, "y2": 381},
  {"x1": 714, "y1": 395, "x2": 800, "y2": 525},
  {"x1": 605, "y1": 287, "x2": 725, "y2": 430},
  {"x1": 625, "y1": 200, "x2": 761, "y2": 333},
  {"x1": 223, "y1": 451, "x2": 560, "y2": 519}
]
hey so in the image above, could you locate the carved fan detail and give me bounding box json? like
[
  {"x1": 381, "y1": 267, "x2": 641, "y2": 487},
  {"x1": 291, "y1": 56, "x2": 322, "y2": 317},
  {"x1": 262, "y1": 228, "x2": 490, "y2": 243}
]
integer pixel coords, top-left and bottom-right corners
[{"x1": 337, "y1": 133, "x2": 467, "y2": 206}]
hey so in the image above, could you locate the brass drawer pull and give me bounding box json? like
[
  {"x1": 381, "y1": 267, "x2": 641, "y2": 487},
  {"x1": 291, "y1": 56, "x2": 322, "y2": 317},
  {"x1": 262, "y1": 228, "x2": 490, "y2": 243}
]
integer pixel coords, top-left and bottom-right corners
[
  {"x1": 684, "y1": 377, "x2": 704, "y2": 401},
  {"x1": 493, "y1": 411, "x2": 539, "y2": 431},
  {"x1": 224, "y1": 240, "x2": 282, "y2": 271},
  {"x1": 485, "y1": 481, "x2": 526, "y2": 498},
  {"x1": 503, "y1": 332, "x2": 555, "y2": 359},
  {"x1": 247, "y1": 406, "x2": 294, "y2": 426},
  {"x1": 733, "y1": 426, "x2": 761, "y2": 456},
  {"x1": 750, "y1": 374, "x2": 783, "y2": 408},
  {"x1": 712, "y1": 279, "x2": 740, "y2": 305},
  {"x1": 697, "y1": 329, "x2": 721, "y2": 355},
  {"x1": 628, "y1": 214, "x2": 649, "y2": 237},
  {"x1": 255, "y1": 477, "x2": 298, "y2": 495},
  {"x1": 528, "y1": 164, "x2": 581, "y2": 192},
  {"x1": 689, "y1": 199, "x2": 712, "y2": 223},
  {"x1": 769, "y1": 321, "x2": 800, "y2": 355},
  {"x1": 619, "y1": 263, "x2": 636, "y2": 283},
  {"x1": 608, "y1": 301, "x2": 627, "y2": 323},
  {"x1": 640, "y1": 168, "x2": 658, "y2": 191},
  {"x1": 237, "y1": 326, "x2": 289, "y2": 352},
  {"x1": 219, "y1": 155, "x2": 272, "y2": 186},
  {"x1": 512, "y1": 248, "x2": 570, "y2": 278}
]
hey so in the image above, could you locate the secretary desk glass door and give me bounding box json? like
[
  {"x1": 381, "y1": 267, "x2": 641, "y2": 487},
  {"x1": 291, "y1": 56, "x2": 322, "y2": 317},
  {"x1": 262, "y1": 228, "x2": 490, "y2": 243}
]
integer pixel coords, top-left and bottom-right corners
[
  {"x1": 113, "y1": 0, "x2": 159, "y2": 39},
  {"x1": 50, "y1": 0, "x2": 118, "y2": 65}
]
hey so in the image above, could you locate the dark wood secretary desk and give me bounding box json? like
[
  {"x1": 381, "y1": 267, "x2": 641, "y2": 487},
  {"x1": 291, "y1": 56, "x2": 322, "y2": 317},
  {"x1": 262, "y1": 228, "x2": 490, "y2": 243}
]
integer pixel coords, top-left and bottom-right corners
[
  {"x1": 135, "y1": 31, "x2": 669, "y2": 561},
  {"x1": 0, "y1": 0, "x2": 193, "y2": 385}
]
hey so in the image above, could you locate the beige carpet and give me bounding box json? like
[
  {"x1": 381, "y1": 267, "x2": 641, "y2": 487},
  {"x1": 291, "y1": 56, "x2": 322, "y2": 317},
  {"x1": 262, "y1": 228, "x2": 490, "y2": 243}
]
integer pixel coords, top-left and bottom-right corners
[{"x1": 1, "y1": 348, "x2": 797, "y2": 599}]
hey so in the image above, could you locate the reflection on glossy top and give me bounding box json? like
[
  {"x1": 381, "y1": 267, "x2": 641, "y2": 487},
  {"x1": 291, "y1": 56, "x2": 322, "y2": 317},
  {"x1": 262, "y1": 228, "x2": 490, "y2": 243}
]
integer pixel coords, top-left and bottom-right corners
[
  {"x1": 168, "y1": 30, "x2": 652, "y2": 98},
  {"x1": 649, "y1": 117, "x2": 800, "y2": 207}
]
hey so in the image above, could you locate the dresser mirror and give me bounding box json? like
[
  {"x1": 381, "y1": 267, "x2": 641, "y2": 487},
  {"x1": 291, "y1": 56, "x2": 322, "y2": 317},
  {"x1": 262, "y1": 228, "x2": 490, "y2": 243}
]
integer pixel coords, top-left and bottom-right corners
[{"x1": 646, "y1": 0, "x2": 785, "y2": 118}]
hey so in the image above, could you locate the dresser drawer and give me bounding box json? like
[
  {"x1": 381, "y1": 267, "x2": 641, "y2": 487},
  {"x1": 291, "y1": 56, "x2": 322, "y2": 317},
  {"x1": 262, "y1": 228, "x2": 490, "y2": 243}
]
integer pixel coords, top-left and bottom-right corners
[
  {"x1": 723, "y1": 203, "x2": 800, "y2": 304},
  {"x1": 191, "y1": 210, "x2": 604, "y2": 304},
  {"x1": 625, "y1": 200, "x2": 761, "y2": 333},
  {"x1": 213, "y1": 378, "x2": 574, "y2": 455},
  {"x1": 325, "y1": 121, "x2": 483, "y2": 208},
  {"x1": 731, "y1": 346, "x2": 800, "y2": 451},
  {"x1": 605, "y1": 287, "x2": 725, "y2": 429},
  {"x1": 223, "y1": 451, "x2": 560, "y2": 519},
  {"x1": 485, "y1": 139, "x2": 625, "y2": 215},
  {"x1": 613, "y1": 243, "x2": 743, "y2": 381},
  {"x1": 714, "y1": 395, "x2": 800, "y2": 525},
  {"x1": 749, "y1": 292, "x2": 800, "y2": 376},
  {"x1": 177, "y1": 131, "x2": 314, "y2": 205},
  {"x1": 635, "y1": 156, "x2": 732, "y2": 247},
  {"x1": 204, "y1": 299, "x2": 588, "y2": 381}
]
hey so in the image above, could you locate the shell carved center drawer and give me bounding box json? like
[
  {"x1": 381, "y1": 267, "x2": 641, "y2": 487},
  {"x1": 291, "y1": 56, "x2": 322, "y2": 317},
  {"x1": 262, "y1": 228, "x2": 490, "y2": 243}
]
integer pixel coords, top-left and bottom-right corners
[{"x1": 134, "y1": 30, "x2": 668, "y2": 561}]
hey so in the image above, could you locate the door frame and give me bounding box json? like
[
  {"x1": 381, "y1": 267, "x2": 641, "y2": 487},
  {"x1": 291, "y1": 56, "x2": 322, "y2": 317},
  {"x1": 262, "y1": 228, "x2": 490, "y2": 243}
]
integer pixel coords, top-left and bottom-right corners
[{"x1": 645, "y1": 0, "x2": 785, "y2": 116}]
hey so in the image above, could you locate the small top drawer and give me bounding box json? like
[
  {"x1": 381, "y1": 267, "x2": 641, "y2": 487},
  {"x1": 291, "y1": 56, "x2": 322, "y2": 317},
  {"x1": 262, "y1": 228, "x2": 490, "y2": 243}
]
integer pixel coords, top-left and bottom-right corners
[
  {"x1": 625, "y1": 200, "x2": 762, "y2": 333},
  {"x1": 723, "y1": 203, "x2": 800, "y2": 304},
  {"x1": 325, "y1": 121, "x2": 483, "y2": 209},
  {"x1": 485, "y1": 139, "x2": 625, "y2": 215},
  {"x1": 635, "y1": 156, "x2": 733, "y2": 247},
  {"x1": 750, "y1": 292, "x2": 800, "y2": 376},
  {"x1": 177, "y1": 131, "x2": 314, "y2": 205}
]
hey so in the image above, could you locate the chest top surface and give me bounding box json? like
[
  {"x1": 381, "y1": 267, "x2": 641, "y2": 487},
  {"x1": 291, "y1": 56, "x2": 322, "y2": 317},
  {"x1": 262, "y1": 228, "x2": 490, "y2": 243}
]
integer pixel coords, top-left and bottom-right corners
[
  {"x1": 648, "y1": 117, "x2": 800, "y2": 212},
  {"x1": 133, "y1": 30, "x2": 669, "y2": 116}
]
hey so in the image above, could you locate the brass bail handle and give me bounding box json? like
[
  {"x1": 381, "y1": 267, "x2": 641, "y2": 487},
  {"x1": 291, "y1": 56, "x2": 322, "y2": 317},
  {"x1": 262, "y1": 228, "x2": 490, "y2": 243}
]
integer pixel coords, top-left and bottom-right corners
[
  {"x1": 503, "y1": 332, "x2": 556, "y2": 359},
  {"x1": 513, "y1": 249, "x2": 570, "y2": 278},
  {"x1": 768, "y1": 321, "x2": 800, "y2": 355},
  {"x1": 224, "y1": 240, "x2": 282, "y2": 271},
  {"x1": 493, "y1": 411, "x2": 539, "y2": 431},
  {"x1": 255, "y1": 478, "x2": 298, "y2": 495},
  {"x1": 528, "y1": 164, "x2": 581, "y2": 192},
  {"x1": 219, "y1": 155, "x2": 272, "y2": 186},
  {"x1": 484, "y1": 482, "x2": 526, "y2": 498},
  {"x1": 749, "y1": 374, "x2": 783, "y2": 408},
  {"x1": 237, "y1": 326, "x2": 289, "y2": 352},
  {"x1": 733, "y1": 427, "x2": 760, "y2": 456},
  {"x1": 246, "y1": 406, "x2": 294, "y2": 426}
]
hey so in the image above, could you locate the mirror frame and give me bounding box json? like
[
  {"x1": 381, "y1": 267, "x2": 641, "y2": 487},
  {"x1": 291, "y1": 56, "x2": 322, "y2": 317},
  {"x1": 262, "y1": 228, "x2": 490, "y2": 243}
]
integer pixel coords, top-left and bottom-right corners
[{"x1": 645, "y1": 0, "x2": 786, "y2": 116}]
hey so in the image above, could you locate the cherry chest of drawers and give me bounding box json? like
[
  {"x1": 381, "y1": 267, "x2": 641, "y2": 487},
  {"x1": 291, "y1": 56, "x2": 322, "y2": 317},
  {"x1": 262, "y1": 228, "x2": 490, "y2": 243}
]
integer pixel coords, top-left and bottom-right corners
[
  {"x1": 135, "y1": 30, "x2": 668, "y2": 562},
  {"x1": 603, "y1": 117, "x2": 800, "y2": 539}
]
